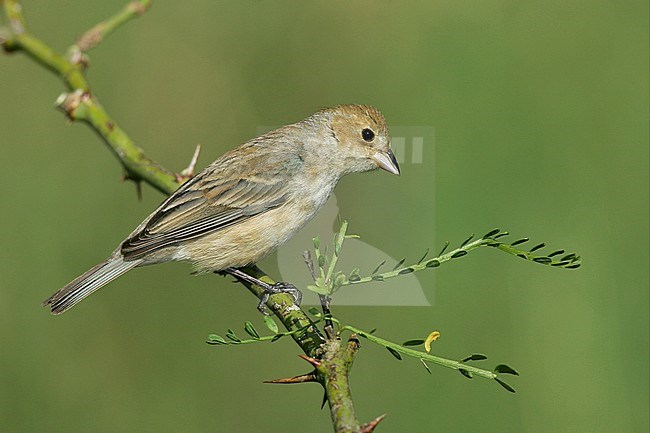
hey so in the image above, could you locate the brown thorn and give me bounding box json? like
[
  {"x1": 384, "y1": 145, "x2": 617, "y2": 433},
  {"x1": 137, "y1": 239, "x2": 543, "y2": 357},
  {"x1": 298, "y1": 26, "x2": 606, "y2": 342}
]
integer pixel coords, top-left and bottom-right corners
[
  {"x1": 120, "y1": 172, "x2": 143, "y2": 200},
  {"x1": 320, "y1": 392, "x2": 328, "y2": 409},
  {"x1": 360, "y1": 414, "x2": 387, "y2": 433},
  {"x1": 263, "y1": 372, "x2": 317, "y2": 384},
  {"x1": 298, "y1": 354, "x2": 321, "y2": 368}
]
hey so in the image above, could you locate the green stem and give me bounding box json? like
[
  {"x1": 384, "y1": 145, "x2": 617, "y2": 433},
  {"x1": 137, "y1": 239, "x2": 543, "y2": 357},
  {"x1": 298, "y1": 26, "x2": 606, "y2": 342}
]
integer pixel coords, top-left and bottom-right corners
[
  {"x1": 341, "y1": 325, "x2": 497, "y2": 381},
  {"x1": 1, "y1": 1, "x2": 88, "y2": 90},
  {"x1": 75, "y1": 0, "x2": 153, "y2": 52},
  {"x1": 56, "y1": 90, "x2": 179, "y2": 195}
]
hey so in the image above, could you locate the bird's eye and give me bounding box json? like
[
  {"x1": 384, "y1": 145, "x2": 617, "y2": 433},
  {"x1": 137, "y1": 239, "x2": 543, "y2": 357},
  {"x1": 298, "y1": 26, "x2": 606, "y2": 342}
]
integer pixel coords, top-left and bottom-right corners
[{"x1": 361, "y1": 128, "x2": 375, "y2": 142}]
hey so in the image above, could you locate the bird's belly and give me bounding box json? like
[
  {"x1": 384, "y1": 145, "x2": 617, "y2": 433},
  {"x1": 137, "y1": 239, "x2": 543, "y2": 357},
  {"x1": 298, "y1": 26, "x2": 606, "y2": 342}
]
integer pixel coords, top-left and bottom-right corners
[{"x1": 177, "y1": 198, "x2": 326, "y2": 273}]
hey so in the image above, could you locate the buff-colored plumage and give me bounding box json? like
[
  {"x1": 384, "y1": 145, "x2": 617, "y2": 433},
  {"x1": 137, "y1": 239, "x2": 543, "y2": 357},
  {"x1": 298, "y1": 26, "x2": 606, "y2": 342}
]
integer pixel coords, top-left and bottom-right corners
[{"x1": 43, "y1": 104, "x2": 399, "y2": 314}]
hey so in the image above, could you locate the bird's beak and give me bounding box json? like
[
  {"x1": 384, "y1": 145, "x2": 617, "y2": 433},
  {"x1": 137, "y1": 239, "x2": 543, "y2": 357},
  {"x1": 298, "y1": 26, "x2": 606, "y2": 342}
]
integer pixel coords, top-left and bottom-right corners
[{"x1": 373, "y1": 149, "x2": 400, "y2": 175}]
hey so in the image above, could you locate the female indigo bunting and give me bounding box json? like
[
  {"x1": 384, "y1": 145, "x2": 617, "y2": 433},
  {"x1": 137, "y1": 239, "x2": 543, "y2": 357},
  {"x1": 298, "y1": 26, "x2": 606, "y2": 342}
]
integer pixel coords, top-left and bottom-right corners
[{"x1": 43, "y1": 104, "x2": 400, "y2": 314}]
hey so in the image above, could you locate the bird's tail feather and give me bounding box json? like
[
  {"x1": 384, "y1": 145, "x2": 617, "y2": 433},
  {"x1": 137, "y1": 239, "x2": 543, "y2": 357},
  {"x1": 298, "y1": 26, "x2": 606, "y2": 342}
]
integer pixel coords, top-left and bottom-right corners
[{"x1": 43, "y1": 256, "x2": 139, "y2": 315}]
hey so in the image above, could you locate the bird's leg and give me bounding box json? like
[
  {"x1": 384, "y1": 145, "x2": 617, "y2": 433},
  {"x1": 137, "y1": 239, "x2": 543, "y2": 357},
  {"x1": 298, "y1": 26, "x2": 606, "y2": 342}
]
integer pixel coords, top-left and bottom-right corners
[{"x1": 221, "y1": 267, "x2": 302, "y2": 314}]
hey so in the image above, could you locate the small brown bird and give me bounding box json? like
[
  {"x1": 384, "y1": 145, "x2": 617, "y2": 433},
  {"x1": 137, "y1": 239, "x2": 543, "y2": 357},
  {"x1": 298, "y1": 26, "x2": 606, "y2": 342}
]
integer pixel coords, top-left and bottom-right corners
[{"x1": 43, "y1": 104, "x2": 400, "y2": 314}]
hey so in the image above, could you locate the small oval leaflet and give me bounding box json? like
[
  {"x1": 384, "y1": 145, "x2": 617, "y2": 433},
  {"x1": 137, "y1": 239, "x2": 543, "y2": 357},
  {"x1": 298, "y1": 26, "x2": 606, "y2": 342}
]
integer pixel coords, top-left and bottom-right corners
[
  {"x1": 561, "y1": 253, "x2": 577, "y2": 261},
  {"x1": 494, "y1": 364, "x2": 519, "y2": 375},
  {"x1": 387, "y1": 347, "x2": 402, "y2": 360},
  {"x1": 207, "y1": 334, "x2": 227, "y2": 345},
  {"x1": 263, "y1": 316, "x2": 279, "y2": 334},
  {"x1": 462, "y1": 354, "x2": 488, "y2": 362},
  {"x1": 371, "y1": 260, "x2": 386, "y2": 275},
  {"x1": 226, "y1": 329, "x2": 241, "y2": 343},
  {"x1": 529, "y1": 243, "x2": 546, "y2": 253},
  {"x1": 417, "y1": 248, "x2": 430, "y2": 264},
  {"x1": 244, "y1": 321, "x2": 260, "y2": 339},
  {"x1": 402, "y1": 339, "x2": 425, "y2": 346},
  {"x1": 392, "y1": 258, "x2": 406, "y2": 271},
  {"x1": 460, "y1": 234, "x2": 475, "y2": 247},
  {"x1": 533, "y1": 257, "x2": 552, "y2": 264},
  {"x1": 495, "y1": 378, "x2": 516, "y2": 393},
  {"x1": 483, "y1": 228, "x2": 501, "y2": 238},
  {"x1": 438, "y1": 241, "x2": 450, "y2": 256}
]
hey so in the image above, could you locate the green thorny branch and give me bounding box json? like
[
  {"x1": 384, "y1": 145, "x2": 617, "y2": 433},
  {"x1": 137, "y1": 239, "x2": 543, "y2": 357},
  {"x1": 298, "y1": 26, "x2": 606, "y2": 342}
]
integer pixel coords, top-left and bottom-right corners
[
  {"x1": 3, "y1": 2, "x2": 581, "y2": 432},
  {"x1": 1, "y1": 0, "x2": 180, "y2": 195}
]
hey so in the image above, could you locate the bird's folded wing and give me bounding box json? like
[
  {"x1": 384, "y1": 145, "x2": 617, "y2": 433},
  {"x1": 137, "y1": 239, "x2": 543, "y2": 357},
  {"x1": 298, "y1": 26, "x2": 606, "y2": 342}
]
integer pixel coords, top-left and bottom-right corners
[{"x1": 120, "y1": 166, "x2": 291, "y2": 260}]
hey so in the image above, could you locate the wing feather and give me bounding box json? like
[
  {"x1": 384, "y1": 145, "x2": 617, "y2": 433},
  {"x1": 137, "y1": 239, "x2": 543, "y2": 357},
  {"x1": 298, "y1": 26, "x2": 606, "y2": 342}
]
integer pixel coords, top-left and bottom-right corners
[{"x1": 120, "y1": 148, "x2": 301, "y2": 260}]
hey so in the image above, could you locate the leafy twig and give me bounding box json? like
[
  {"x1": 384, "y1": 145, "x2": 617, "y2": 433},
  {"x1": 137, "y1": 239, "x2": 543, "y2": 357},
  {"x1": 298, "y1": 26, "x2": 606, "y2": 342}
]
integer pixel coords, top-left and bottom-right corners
[
  {"x1": 334, "y1": 228, "x2": 580, "y2": 289},
  {"x1": 306, "y1": 220, "x2": 360, "y2": 296},
  {"x1": 339, "y1": 324, "x2": 519, "y2": 393},
  {"x1": 207, "y1": 316, "x2": 326, "y2": 347}
]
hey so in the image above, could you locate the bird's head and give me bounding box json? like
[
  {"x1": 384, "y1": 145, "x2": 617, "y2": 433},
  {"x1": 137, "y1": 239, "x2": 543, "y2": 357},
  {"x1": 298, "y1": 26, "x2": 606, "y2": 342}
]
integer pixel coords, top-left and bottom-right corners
[{"x1": 323, "y1": 104, "x2": 400, "y2": 176}]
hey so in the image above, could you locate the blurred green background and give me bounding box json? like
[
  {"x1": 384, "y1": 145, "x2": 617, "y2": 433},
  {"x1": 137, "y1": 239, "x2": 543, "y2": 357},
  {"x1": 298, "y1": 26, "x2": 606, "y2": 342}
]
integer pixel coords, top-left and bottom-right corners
[{"x1": 1, "y1": 1, "x2": 648, "y2": 432}]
